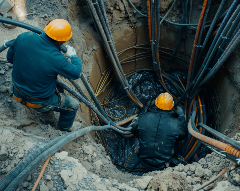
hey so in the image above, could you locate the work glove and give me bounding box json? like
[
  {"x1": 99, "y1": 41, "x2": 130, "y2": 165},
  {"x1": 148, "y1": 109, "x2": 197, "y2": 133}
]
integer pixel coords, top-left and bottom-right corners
[
  {"x1": 65, "y1": 45, "x2": 77, "y2": 58},
  {"x1": 129, "y1": 117, "x2": 139, "y2": 134}
]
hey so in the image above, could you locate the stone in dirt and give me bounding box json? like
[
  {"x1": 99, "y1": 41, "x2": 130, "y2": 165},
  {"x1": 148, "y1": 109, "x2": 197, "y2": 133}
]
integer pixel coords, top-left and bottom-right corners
[
  {"x1": 211, "y1": 181, "x2": 240, "y2": 191},
  {"x1": 0, "y1": 145, "x2": 8, "y2": 161},
  {"x1": 148, "y1": 171, "x2": 192, "y2": 191},
  {"x1": 59, "y1": 156, "x2": 88, "y2": 190},
  {"x1": 55, "y1": 151, "x2": 68, "y2": 160},
  {"x1": 40, "y1": 182, "x2": 49, "y2": 191},
  {"x1": 118, "y1": 183, "x2": 138, "y2": 191},
  {"x1": 192, "y1": 177, "x2": 201, "y2": 183},
  {"x1": 133, "y1": 176, "x2": 153, "y2": 190},
  {"x1": 160, "y1": 0, "x2": 174, "y2": 13},
  {"x1": 94, "y1": 160, "x2": 104, "y2": 170},
  {"x1": 195, "y1": 166, "x2": 204, "y2": 177}
]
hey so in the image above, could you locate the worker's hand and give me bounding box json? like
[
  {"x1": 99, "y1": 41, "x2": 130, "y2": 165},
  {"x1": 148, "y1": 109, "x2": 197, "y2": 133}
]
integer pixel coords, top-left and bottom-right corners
[
  {"x1": 176, "y1": 106, "x2": 185, "y2": 117},
  {"x1": 129, "y1": 117, "x2": 138, "y2": 134},
  {"x1": 65, "y1": 45, "x2": 77, "y2": 57}
]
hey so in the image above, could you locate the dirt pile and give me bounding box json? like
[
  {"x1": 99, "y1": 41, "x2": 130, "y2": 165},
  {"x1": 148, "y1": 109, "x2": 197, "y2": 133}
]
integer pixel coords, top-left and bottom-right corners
[{"x1": 148, "y1": 171, "x2": 191, "y2": 191}]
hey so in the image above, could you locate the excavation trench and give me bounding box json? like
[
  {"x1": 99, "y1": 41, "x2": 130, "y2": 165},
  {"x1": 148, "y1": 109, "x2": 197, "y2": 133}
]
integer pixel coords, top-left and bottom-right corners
[{"x1": 79, "y1": 22, "x2": 235, "y2": 175}]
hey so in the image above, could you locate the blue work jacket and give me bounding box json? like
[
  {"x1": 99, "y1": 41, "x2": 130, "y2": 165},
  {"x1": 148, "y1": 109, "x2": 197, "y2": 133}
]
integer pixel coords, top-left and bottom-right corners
[{"x1": 7, "y1": 32, "x2": 82, "y2": 98}]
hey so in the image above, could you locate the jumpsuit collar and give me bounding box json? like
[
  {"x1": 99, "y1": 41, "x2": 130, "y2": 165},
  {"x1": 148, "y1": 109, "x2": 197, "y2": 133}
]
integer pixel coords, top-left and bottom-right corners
[{"x1": 40, "y1": 33, "x2": 61, "y2": 51}]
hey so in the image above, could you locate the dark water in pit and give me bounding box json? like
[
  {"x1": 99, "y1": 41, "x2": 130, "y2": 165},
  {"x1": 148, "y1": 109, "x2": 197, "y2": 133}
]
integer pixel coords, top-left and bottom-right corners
[{"x1": 99, "y1": 70, "x2": 213, "y2": 175}]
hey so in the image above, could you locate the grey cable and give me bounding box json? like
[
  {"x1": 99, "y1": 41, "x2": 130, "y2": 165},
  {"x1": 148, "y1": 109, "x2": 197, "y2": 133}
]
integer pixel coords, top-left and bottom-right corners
[{"x1": 4, "y1": 125, "x2": 125, "y2": 190}]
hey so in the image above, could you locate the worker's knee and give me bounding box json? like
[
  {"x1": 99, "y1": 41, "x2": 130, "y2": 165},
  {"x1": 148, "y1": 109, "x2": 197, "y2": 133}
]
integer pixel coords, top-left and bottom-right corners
[{"x1": 62, "y1": 93, "x2": 79, "y2": 111}]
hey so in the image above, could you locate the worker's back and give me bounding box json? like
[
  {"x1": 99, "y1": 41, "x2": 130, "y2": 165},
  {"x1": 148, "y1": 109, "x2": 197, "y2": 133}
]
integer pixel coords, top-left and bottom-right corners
[
  {"x1": 7, "y1": 32, "x2": 81, "y2": 98},
  {"x1": 138, "y1": 108, "x2": 187, "y2": 168}
]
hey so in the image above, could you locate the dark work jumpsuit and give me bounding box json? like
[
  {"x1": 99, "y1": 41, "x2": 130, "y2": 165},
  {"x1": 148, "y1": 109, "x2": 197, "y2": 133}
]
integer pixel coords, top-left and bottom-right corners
[
  {"x1": 7, "y1": 32, "x2": 82, "y2": 130},
  {"x1": 129, "y1": 101, "x2": 188, "y2": 172}
]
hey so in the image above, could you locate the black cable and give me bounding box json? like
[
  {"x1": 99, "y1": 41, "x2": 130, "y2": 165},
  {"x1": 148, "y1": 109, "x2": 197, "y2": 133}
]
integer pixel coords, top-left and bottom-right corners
[
  {"x1": 195, "y1": 0, "x2": 227, "y2": 72},
  {"x1": 191, "y1": 0, "x2": 212, "y2": 81},
  {"x1": 198, "y1": 123, "x2": 240, "y2": 150},
  {"x1": 57, "y1": 79, "x2": 132, "y2": 133},
  {"x1": 4, "y1": 125, "x2": 124, "y2": 190},
  {"x1": 190, "y1": 1, "x2": 240, "y2": 95},
  {"x1": 198, "y1": 29, "x2": 240, "y2": 88},
  {"x1": 211, "y1": 10, "x2": 240, "y2": 66},
  {"x1": 127, "y1": 0, "x2": 211, "y2": 27}
]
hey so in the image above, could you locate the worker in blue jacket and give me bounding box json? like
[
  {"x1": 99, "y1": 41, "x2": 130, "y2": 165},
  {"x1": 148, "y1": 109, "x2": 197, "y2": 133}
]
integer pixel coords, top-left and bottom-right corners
[
  {"x1": 128, "y1": 92, "x2": 188, "y2": 172},
  {"x1": 7, "y1": 19, "x2": 82, "y2": 131}
]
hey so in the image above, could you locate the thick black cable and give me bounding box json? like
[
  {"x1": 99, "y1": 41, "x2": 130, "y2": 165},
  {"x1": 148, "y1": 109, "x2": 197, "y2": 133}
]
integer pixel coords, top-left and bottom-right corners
[
  {"x1": 126, "y1": 0, "x2": 209, "y2": 27},
  {"x1": 155, "y1": 0, "x2": 160, "y2": 76},
  {"x1": 88, "y1": 0, "x2": 143, "y2": 107},
  {"x1": 211, "y1": 11, "x2": 240, "y2": 66},
  {"x1": 56, "y1": 80, "x2": 132, "y2": 132},
  {"x1": 185, "y1": 99, "x2": 206, "y2": 162},
  {"x1": 198, "y1": 29, "x2": 240, "y2": 87},
  {"x1": 175, "y1": 83, "x2": 194, "y2": 107},
  {"x1": 4, "y1": 125, "x2": 126, "y2": 191},
  {"x1": 68, "y1": 79, "x2": 91, "y2": 102},
  {"x1": 198, "y1": 123, "x2": 240, "y2": 151},
  {"x1": 0, "y1": 133, "x2": 69, "y2": 191},
  {"x1": 191, "y1": 0, "x2": 212, "y2": 81},
  {"x1": 194, "y1": 0, "x2": 226, "y2": 73},
  {"x1": 190, "y1": 1, "x2": 240, "y2": 95}
]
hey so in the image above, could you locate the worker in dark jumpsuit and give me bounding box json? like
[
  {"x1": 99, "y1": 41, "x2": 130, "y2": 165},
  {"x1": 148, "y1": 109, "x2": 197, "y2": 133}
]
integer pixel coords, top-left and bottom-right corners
[
  {"x1": 128, "y1": 92, "x2": 188, "y2": 172},
  {"x1": 7, "y1": 19, "x2": 82, "y2": 131}
]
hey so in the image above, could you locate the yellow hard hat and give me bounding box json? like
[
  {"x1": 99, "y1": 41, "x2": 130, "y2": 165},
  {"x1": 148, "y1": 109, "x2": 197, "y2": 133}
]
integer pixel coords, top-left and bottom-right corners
[
  {"x1": 44, "y1": 19, "x2": 72, "y2": 41},
  {"x1": 155, "y1": 92, "x2": 174, "y2": 110}
]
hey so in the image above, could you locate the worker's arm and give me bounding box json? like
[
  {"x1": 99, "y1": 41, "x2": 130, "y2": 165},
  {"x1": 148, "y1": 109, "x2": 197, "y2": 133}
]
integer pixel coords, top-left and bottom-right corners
[
  {"x1": 175, "y1": 106, "x2": 188, "y2": 140},
  {"x1": 54, "y1": 46, "x2": 82, "y2": 79},
  {"x1": 129, "y1": 117, "x2": 139, "y2": 134},
  {"x1": 177, "y1": 118, "x2": 188, "y2": 141},
  {"x1": 6, "y1": 40, "x2": 16, "y2": 64}
]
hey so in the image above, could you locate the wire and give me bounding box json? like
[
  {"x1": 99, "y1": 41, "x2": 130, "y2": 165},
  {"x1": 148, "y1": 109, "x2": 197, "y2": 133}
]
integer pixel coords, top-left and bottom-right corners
[
  {"x1": 159, "y1": 0, "x2": 177, "y2": 26},
  {"x1": 177, "y1": 75, "x2": 186, "y2": 90},
  {"x1": 102, "y1": 96, "x2": 128, "y2": 106},
  {"x1": 126, "y1": 0, "x2": 210, "y2": 27},
  {"x1": 105, "y1": 106, "x2": 127, "y2": 120},
  {"x1": 31, "y1": 156, "x2": 52, "y2": 191},
  {"x1": 123, "y1": 149, "x2": 138, "y2": 172},
  {"x1": 193, "y1": 168, "x2": 226, "y2": 191}
]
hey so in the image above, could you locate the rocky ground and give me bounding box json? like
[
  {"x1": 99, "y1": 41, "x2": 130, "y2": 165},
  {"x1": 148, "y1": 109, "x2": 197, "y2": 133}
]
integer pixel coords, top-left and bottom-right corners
[{"x1": 0, "y1": 0, "x2": 240, "y2": 190}]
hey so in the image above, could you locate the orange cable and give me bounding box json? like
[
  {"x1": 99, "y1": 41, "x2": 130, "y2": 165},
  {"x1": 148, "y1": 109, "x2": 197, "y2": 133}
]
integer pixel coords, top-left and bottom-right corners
[
  {"x1": 31, "y1": 156, "x2": 52, "y2": 191},
  {"x1": 177, "y1": 75, "x2": 186, "y2": 90},
  {"x1": 188, "y1": 119, "x2": 240, "y2": 158},
  {"x1": 184, "y1": 95, "x2": 203, "y2": 159},
  {"x1": 147, "y1": 0, "x2": 152, "y2": 47},
  {"x1": 193, "y1": 168, "x2": 226, "y2": 191},
  {"x1": 187, "y1": 0, "x2": 208, "y2": 86}
]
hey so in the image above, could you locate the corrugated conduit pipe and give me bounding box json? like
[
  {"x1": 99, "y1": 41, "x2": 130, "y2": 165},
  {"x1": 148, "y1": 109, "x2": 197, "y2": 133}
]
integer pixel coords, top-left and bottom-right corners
[
  {"x1": 188, "y1": 109, "x2": 240, "y2": 158},
  {"x1": 2, "y1": 125, "x2": 124, "y2": 191}
]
